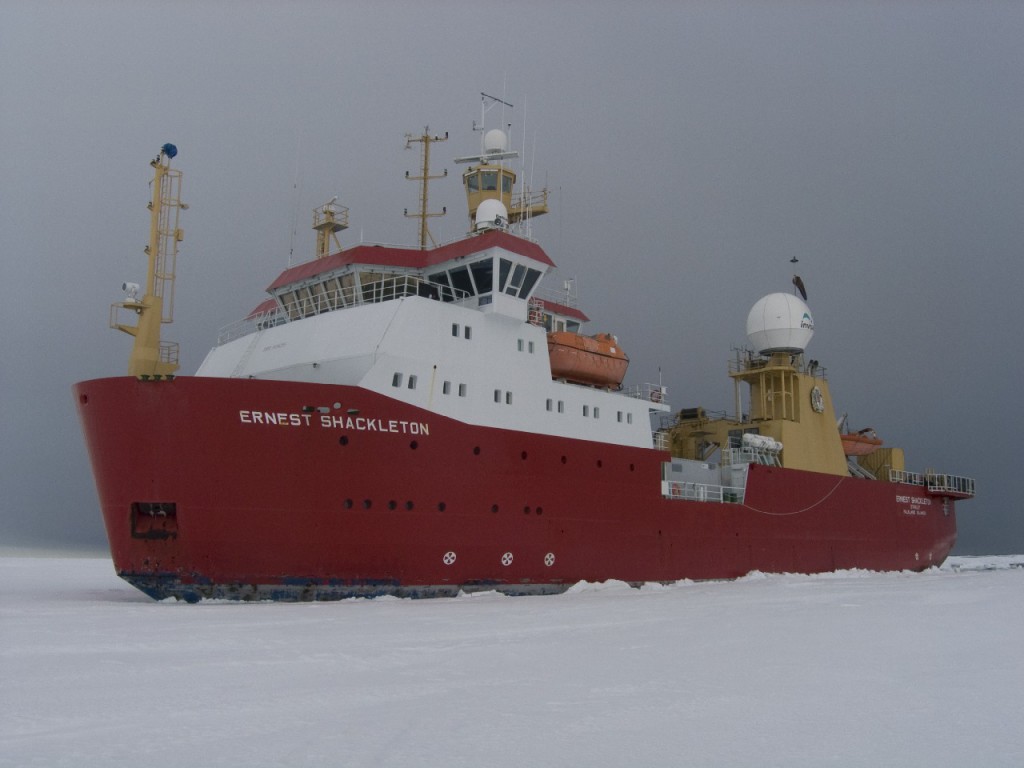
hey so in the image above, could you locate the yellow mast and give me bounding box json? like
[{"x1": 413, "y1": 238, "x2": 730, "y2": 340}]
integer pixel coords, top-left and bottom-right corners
[
  {"x1": 454, "y1": 93, "x2": 548, "y2": 230},
  {"x1": 110, "y1": 144, "x2": 186, "y2": 379},
  {"x1": 313, "y1": 197, "x2": 349, "y2": 259},
  {"x1": 404, "y1": 127, "x2": 448, "y2": 249}
]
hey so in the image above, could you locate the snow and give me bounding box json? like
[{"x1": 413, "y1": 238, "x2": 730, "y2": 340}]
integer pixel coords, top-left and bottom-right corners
[{"x1": 2, "y1": 556, "x2": 1023, "y2": 767}]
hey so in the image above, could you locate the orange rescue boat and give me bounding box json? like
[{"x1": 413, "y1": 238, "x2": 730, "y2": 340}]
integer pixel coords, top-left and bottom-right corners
[{"x1": 548, "y1": 331, "x2": 629, "y2": 388}]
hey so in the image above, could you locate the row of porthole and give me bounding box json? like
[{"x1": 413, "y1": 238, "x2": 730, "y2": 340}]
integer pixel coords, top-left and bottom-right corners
[
  {"x1": 341, "y1": 499, "x2": 544, "y2": 515},
  {"x1": 337, "y1": 436, "x2": 636, "y2": 472},
  {"x1": 442, "y1": 551, "x2": 557, "y2": 567}
]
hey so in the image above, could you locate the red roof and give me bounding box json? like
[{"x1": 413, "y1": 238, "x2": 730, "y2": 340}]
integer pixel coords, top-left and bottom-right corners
[
  {"x1": 535, "y1": 298, "x2": 589, "y2": 323},
  {"x1": 267, "y1": 230, "x2": 555, "y2": 292}
]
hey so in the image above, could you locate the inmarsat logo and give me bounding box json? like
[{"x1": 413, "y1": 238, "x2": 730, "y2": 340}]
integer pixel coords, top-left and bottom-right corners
[{"x1": 801, "y1": 312, "x2": 814, "y2": 330}]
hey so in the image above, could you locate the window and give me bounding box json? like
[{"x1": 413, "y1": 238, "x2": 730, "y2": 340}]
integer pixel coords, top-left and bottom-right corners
[
  {"x1": 506, "y1": 264, "x2": 526, "y2": 296},
  {"x1": 593, "y1": 407, "x2": 600, "y2": 419},
  {"x1": 392, "y1": 373, "x2": 403, "y2": 388},
  {"x1": 452, "y1": 323, "x2": 460, "y2": 337},
  {"x1": 519, "y1": 268, "x2": 541, "y2": 298},
  {"x1": 481, "y1": 171, "x2": 498, "y2": 191},
  {"x1": 464, "y1": 326, "x2": 472, "y2": 340},
  {"x1": 528, "y1": 341, "x2": 535, "y2": 353},
  {"x1": 408, "y1": 375, "x2": 418, "y2": 390},
  {"x1": 469, "y1": 259, "x2": 493, "y2": 294},
  {"x1": 494, "y1": 389, "x2": 502, "y2": 403},
  {"x1": 443, "y1": 381, "x2": 451, "y2": 395},
  {"x1": 498, "y1": 258, "x2": 512, "y2": 291},
  {"x1": 627, "y1": 413, "x2": 633, "y2": 424},
  {"x1": 617, "y1": 411, "x2": 623, "y2": 423},
  {"x1": 505, "y1": 391, "x2": 513, "y2": 405},
  {"x1": 517, "y1": 339, "x2": 524, "y2": 352},
  {"x1": 458, "y1": 383, "x2": 467, "y2": 397},
  {"x1": 558, "y1": 400, "x2": 564, "y2": 413},
  {"x1": 546, "y1": 398, "x2": 553, "y2": 412},
  {"x1": 449, "y1": 266, "x2": 474, "y2": 296},
  {"x1": 583, "y1": 405, "x2": 590, "y2": 417},
  {"x1": 466, "y1": 173, "x2": 479, "y2": 193}
]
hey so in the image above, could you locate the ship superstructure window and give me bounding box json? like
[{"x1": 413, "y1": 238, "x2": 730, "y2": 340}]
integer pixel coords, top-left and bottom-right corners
[
  {"x1": 583, "y1": 405, "x2": 590, "y2": 417},
  {"x1": 464, "y1": 326, "x2": 472, "y2": 340},
  {"x1": 443, "y1": 381, "x2": 451, "y2": 395},
  {"x1": 499, "y1": 258, "x2": 512, "y2": 291},
  {"x1": 452, "y1": 323, "x2": 459, "y2": 337},
  {"x1": 469, "y1": 259, "x2": 493, "y2": 294},
  {"x1": 392, "y1": 373, "x2": 403, "y2": 388},
  {"x1": 546, "y1": 398, "x2": 553, "y2": 411},
  {"x1": 593, "y1": 407, "x2": 600, "y2": 419},
  {"x1": 558, "y1": 400, "x2": 564, "y2": 413},
  {"x1": 458, "y1": 383, "x2": 467, "y2": 397},
  {"x1": 449, "y1": 266, "x2": 474, "y2": 296},
  {"x1": 407, "y1": 375, "x2": 418, "y2": 390}
]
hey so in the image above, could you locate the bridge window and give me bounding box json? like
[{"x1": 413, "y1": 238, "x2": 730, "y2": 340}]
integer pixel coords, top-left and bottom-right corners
[{"x1": 470, "y1": 258, "x2": 493, "y2": 294}]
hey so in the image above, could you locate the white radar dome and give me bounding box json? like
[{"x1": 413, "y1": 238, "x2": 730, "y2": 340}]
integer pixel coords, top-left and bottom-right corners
[
  {"x1": 484, "y1": 129, "x2": 509, "y2": 154},
  {"x1": 475, "y1": 198, "x2": 509, "y2": 231},
  {"x1": 746, "y1": 292, "x2": 815, "y2": 354}
]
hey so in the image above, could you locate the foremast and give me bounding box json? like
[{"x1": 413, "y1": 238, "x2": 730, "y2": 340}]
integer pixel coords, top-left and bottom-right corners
[{"x1": 110, "y1": 144, "x2": 186, "y2": 378}]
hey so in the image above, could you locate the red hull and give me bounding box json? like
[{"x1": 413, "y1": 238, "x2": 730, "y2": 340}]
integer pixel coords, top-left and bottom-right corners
[{"x1": 74, "y1": 376, "x2": 958, "y2": 601}]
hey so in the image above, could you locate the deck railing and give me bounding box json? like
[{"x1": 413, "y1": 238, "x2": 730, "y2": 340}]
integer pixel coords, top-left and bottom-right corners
[
  {"x1": 217, "y1": 276, "x2": 468, "y2": 344},
  {"x1": 661, "y1": 480, "x2": 746, "y2": 504}
]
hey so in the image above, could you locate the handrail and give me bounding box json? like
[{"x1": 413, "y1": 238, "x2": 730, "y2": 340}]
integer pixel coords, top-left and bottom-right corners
[
  {"x1": 661, "y1": 480, "x2": 745, "y2": 504},
  {"x1": 217, "y1": 276, "x2": 468, "y2": 344}
]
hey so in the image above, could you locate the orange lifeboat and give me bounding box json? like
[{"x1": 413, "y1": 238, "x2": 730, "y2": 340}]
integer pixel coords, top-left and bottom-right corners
[
  {"x1": 547, "y1": 332, "x2": 629, "y2": 388},
  {"x1": 840, "y1": 427, "x2": 883, "y2": 457}
]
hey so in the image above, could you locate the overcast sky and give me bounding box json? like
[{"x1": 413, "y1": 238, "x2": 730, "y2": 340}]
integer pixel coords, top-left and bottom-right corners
[{"x1": 2, "y1": 1, "x2": 1021, "y2": 555}]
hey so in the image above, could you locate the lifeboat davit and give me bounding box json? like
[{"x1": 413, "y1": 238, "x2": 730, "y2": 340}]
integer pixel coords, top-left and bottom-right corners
[
  {"x1": 547, "y1": 332, "x2": 629, "y2": 388},
  {"x1": 841, "y1": 428, "x2": 883, "y2": 457}
]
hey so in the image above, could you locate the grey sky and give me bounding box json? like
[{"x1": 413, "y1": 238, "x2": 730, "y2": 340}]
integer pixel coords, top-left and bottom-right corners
[{"x1": 2, "y1": 1, "x2": 1021, "y2": 554}]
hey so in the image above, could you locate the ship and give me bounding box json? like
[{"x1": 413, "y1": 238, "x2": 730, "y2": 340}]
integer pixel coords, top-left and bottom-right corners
[{"x1": 74, "y1": 101, "x2": 975, "y2": 602}]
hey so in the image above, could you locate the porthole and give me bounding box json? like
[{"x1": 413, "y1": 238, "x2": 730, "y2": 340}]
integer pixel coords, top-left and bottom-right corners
[
  {"x1": 362, "y1": 499, "x2": 372, "y2": 509},
  {"x1": 473, "y1": 446, "x2": 481, "y2": 455},
  {"x1": 388, "y1": 500, "x2": 397, "y2": 510},
  {"x1": 339, "y1": 435, "x2": 349, "y2": 446},
  {"x1": 521, "y1": 451, "x2": 528, "y2": 460},
  {"x1": 491, "y1": 504, "x2": 499, "y2": 513},
  {"x1": 410, "y1": 440, "x2": 418, "y2": 450},
  {"x1": 438, "y1": 502, "x2": 447, "y2": 512},
  {"x1": 343, "y1": 499, "x2": 353, "y2": 509}
]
